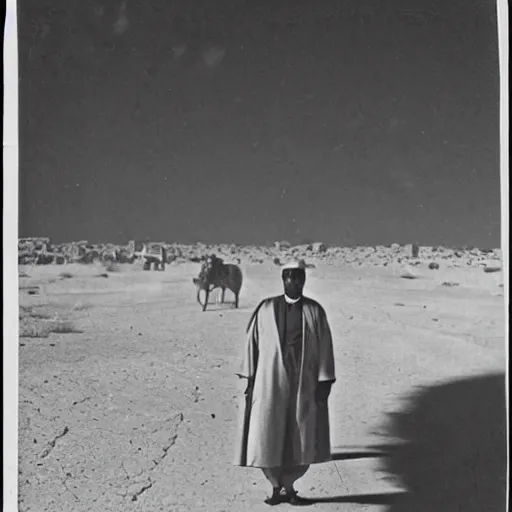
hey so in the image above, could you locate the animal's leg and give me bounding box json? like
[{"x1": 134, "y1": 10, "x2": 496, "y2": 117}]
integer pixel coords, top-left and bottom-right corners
[
  {"x1": 196, "y1": 289, "x2": 203, "y2": 307},
  {"x1": 202, "y1": 290, "x2": 209, "y2": 312},
  {"x1": 234, "y1": 293, "x2": 239, "y2": 308},
  {"x1": 221, "y1": 287, "x2": 226, "y2": 304}
]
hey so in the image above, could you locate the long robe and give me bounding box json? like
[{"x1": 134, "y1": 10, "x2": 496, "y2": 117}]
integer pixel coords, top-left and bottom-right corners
[{"x1": 233, "y1": 295, "x2": 336, "y2": 468}]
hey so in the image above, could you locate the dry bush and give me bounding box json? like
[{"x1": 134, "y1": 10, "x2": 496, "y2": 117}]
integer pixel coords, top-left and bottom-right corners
[
  {"x1": 400, "y1": 272, "x2": 418, "y2": 279},
  {"x1": 103, "y1": 261, "x2": 120, "y2": 272},
  {"x1": 442, "y1": 281, "x2": 460, "y2": 287},
  {"x1": 19, "y1": 307, "x2": 52, "y2": 320},
  {"x1": 50, "y1": 320, "x2": 82, "y2": 334},
  {"x1": 19, "y1": 307, "x2": 82, "y2": 338},
  {"x1": 71, "y1": 302, "x2": 93, "y2": 311},
  {"x1": 19, "y1": 272, "x2": 30, "y2": 278},
  {"x1": 19, "y1": 315, "x2": 82, "y2": 338},
  {"x1": 59, "y1": 272, "x2": 74, "y2": 279},
  {"x1": 19, "y1": 322, "x2": 53, "y2": 338}
]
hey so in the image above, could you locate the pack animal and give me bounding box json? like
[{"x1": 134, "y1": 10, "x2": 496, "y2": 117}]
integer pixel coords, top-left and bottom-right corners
[
  {"x1": 141, "y1": 243, "x2": 167, "y2": 271},
  {"x1": 193, "y1": 255, "x2": 243, "y2": 311}
]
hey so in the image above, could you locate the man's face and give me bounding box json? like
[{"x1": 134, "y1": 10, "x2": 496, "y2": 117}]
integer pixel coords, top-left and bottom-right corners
[{"x1": 282, "y1": 269, "x2": 306, "y2": 299}]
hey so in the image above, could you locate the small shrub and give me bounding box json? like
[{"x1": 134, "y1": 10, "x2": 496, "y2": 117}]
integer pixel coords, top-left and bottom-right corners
[
  {"x1": 71, "y1": 302, "x2": 92, "y2": 311},
  {"x1": 59, "y1": 272, "x2": 74, "y2": 279},
  {"x1": 19, "y1": 315, "x2": 82, "y2": 338},
  {"x1": 19, "y1": 307, "x2": 52, "y2": 320},
  {"x1": 19, "y1": 323, "x2": 52, "y2": 338},
  {"x1": 400, "y1": 272, "x2": 418, "y2": 279},
  {"x1": 50, "y1": 321, "x2": 82, "y2": 334},
  {"x1": 483, "y1": 266, "x2": 501, "y2": 273},
  {"x1": 103, "y1": 261, "x2": 120, "y2": 273}
]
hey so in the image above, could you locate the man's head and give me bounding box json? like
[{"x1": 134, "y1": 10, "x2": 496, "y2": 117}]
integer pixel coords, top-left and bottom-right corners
[{"x1": 281, "y1": 261, "x2": 306, "y2": 300}]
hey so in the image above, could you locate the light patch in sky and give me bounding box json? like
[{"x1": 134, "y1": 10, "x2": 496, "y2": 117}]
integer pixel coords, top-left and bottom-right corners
[
  {"x1": 34, "y1": 19, "x2": 51, "y2": 40},
  {"x1": 388, "y1": 168, "x2": 417, "y2": 195},
  {"x1": 396, "y1": 174, "x2": 417, "y2": 190},
  {"x1": 350, "y1": 3, "x2": 377, "y2": 22},
  {"x1": 398, "y1": 6, "x2": 444, "y2": 25},
  {"x1": 388, "y1": 118, "x2": 406, "y2": 130},
  {"x1": 93, "y1": 5, "x2": 104, "y2": 18},
  {"x1": 172, "y1": 44, "x2": 187, "y2": 60},
  {"x1": 202, "y1": 46, "x2": 226, "y2": 68},
  {"x1": 113, "y1": 2, "x2": 129, "y2": 35}
]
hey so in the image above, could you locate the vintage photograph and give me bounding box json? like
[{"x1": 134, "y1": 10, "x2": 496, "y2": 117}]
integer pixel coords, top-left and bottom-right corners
[{"x1": 8, "y1": 0, "x2": 507, "y2": 510}]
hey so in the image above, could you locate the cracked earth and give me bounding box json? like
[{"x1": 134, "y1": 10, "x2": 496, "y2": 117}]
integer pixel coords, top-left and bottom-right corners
[{"x1": 17, "y1": 261, "x2": 505, "y2": 511}]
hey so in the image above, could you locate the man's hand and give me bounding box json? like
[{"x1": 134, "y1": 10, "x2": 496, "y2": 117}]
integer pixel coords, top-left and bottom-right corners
[{"x1": 315, "y1": 380, "x2": 334, "y2": 402}]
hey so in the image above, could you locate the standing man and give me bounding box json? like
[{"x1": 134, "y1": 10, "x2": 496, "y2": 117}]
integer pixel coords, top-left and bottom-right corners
[{"x1": 233, "y1": 260, "x2": 336, "y2": 506}]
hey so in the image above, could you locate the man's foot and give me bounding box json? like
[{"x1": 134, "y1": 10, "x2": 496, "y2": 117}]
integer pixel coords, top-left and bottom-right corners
[
  {"x1": 264, "y1": 487, "x2": 285, "y2": 506},
  {"x1": 283, "y1": 489, "x2": 313, "y2": 506}
]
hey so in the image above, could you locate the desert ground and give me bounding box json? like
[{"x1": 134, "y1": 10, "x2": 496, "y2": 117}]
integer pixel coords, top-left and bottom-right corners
[{"x1": 17, "y1": 251, "x2": 506, "y2": 512}]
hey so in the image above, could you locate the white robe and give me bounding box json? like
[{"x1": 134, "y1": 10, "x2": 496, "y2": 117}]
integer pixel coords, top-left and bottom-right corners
[{"x1": 233, "y1": 295, "x2": 336, "y2": 468}]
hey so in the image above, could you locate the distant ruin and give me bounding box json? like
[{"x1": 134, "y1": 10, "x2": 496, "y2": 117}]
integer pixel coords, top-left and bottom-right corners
[{"x1": 16, "y1": 238, "x2": 502, "y2": 271}]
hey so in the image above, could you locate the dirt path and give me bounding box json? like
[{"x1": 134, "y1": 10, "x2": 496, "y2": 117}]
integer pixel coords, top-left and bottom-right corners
[{"x1": 17, "y1": 262, "x2": 505, "y2": 512}]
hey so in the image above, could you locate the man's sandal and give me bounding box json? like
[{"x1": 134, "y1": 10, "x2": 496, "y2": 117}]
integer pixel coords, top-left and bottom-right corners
[{"x1": 264, "y1": 487, "x2": 285, "y2": 506}]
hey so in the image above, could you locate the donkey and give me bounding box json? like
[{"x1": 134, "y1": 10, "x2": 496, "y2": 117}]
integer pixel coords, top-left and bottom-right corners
[{"x1": 192, "y1": 255, "x2": 243, "y2": 311}]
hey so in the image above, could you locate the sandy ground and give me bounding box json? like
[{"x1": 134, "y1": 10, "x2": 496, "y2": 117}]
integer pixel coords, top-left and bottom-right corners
[{"x1": 17, "y1": 260, "x2": 506, "y2": 512}]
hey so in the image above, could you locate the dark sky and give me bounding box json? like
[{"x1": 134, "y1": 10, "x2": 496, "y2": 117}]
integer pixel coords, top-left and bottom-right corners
[{"x1": 18, "y1": 0, "x2": 501, "y2": 247}]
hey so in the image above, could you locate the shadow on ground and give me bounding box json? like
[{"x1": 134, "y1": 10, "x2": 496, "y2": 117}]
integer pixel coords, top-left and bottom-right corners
[
  {"x1": 301, "y1": 492, "x2": 407, "y2": 506},
  {"x1": 365, "y1": 372, "x2": 508, "y2": 512},
  {"x1": 330, "y1": 451, "x2": 390, "y2": 461},
  {"x1": 298, "y1": 450, "x2": 407, "y2": 505}
]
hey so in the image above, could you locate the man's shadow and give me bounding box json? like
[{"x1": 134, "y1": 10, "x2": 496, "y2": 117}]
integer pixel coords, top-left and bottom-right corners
[{"x1": 306, "y1": 372, "x2": 507, "y2": 511}]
